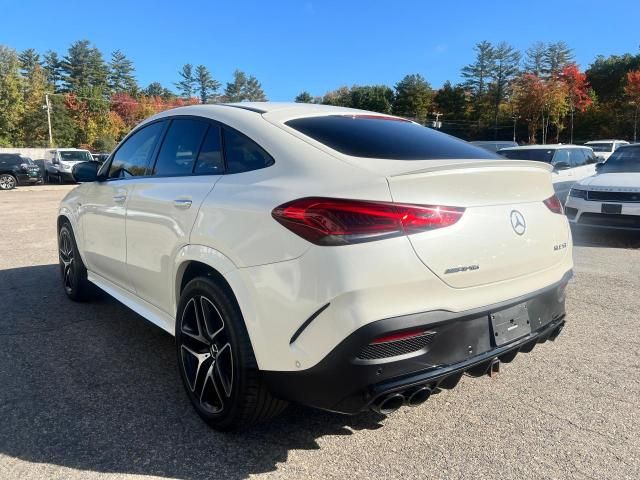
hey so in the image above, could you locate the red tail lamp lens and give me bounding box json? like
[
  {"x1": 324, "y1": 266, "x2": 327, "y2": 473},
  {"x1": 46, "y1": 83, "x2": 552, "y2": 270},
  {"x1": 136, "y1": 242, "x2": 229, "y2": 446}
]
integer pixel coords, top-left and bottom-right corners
[
  {"x1": 544, "y1": 194, "x2": 564, "y2": 214},
  {"x1": 371, "y1": 329, "x2": 428, "y2": 345},
  {"x1": 272, "y1": 197, "x2": 465, "y2": 246}
]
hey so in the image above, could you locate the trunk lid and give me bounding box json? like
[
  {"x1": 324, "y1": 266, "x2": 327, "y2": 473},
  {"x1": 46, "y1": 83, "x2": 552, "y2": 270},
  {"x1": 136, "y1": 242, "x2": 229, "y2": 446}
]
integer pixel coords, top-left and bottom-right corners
[{"x1": 387, "y1": 160, "x2": 570, "y2": 288}]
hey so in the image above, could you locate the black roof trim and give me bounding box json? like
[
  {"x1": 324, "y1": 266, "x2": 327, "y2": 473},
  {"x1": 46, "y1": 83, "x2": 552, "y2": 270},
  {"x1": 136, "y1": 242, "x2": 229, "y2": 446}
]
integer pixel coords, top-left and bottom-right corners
[{"x1": 220, "y1": 104, "x2": 267, "y2": 114}]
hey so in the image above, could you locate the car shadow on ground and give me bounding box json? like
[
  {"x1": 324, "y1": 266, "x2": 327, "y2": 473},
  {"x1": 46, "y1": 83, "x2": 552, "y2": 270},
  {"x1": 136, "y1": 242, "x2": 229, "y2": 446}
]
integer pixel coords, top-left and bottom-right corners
[
  {"x1": 0, "y1": 264, "x2": 385, "y2": 480},
  {"x1": 570, "y1": 226, "x2": 640, "y2": 249}
]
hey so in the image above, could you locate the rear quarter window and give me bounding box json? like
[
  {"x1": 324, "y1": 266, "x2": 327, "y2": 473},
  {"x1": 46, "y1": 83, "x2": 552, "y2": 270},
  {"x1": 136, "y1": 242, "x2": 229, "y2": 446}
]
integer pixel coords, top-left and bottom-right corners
[{"x1": 285, "y1": 115, "x2": 498, "y2": 160}]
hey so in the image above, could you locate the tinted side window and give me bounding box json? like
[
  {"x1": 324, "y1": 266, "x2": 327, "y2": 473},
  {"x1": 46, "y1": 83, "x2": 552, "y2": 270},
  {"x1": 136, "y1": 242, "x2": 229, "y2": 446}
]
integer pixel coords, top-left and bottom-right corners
[
  {"x1": 552, "y1": 149, "x2": 570, "y2": 166},
  {"x1": 569, "y1": 149, "x2": 586, "y2": 167},
  {"x1": 153, "y1": 119, "x2": 208, "y2": 176},
  {"x1": 223, "y1": 128, "x2": 274, "y2": 174},
  {"x1": 194, "y1": 125, "x2": 224, "y2": 175},
  {"x1": 109, "y1": 122, "x2": 165, "y2": 179}
]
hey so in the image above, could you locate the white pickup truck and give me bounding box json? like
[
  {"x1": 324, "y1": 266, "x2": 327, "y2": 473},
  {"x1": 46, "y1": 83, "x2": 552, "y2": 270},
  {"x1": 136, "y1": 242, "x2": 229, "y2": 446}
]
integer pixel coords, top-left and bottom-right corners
[{"x1": 44, "y1": 148, "x2": 94, "y2": 183}]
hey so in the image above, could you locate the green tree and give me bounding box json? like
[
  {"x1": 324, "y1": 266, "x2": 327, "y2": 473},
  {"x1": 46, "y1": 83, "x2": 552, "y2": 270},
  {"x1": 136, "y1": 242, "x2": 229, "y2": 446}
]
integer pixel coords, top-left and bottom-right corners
[
  {"x1": 0, "y1": 46, "x2": 24, "y2": 146},
  {"x1": 243, "y1": 75, "x2": 266, "y2": 101},
  {"x1": 20, "y1": 63, "x2": 49, "y2": 146},
  {"x1": 489, "y1": 42, "x2": 520, "y2": 135},
  {"x1": 176, "y1": 64, "x2": 196, "y2": 99},
  {"x1": 194, "y1": 65, "x2": 221, "y2": 103},
  {"x1": 224, "y1": 69, "x2": 247, "y2": 102},
  {"x1": 322, "y1": 86, "x2": 351, "y2": 107},
  {"x1": 524, "y1": 42, "x2": 546, "y2": 77},
  {"x1": 461, "y1": 40, "x2": 495, "y2": 113},
  {"x1": 18, "y1": 48, "x2": 41, "y2": 77},
  {"x1": 434, "y1": 81, "x2": 467, "y2": 118},
  {"x1": 349, "y1": 85, "x2": 394, "y2": 113},
  {"x1": 43, "y1": 50, "x2": 63, "y2": 92},
  {"x1": 295, "y1": 91, "x2": 314, "y2": 103},
  {"x1": 145, "y1": 82, "x2": 176, "y2": 100},
  {"x1": 49, "y1": 94, "x2": 77, "y2": 146},
  {"x1": 62, "y1": 40, "x2": 109, "y2": 92},
  {"x1": 392, "y1": 74, "x2": 432, "y2": 123},
  {"x1": 543, "y1": 41, "x2": 574, "y2": 77},
  {"x1": 108, "y1": 49, "x2": 137, "y2": 94}
]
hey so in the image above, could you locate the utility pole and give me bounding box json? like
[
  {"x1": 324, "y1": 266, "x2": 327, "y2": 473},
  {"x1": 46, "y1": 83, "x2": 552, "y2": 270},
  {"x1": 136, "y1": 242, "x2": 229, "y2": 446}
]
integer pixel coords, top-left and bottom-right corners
[
  {"x1": 432, "y1": 111, "x2": 442, "y2": 129},
  {"x1": 44, "y1": 94, "x2": 53, "y2": 147},
  {"x1": 512, "y1": 114, "x2": 519, "y2": 143}
]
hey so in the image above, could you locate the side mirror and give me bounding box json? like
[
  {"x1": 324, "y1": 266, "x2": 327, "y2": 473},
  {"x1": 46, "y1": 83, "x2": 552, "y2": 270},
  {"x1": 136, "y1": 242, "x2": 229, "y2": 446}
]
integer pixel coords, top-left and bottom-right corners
[
  {"x1": 52, "y1": 158, "x2": 59, "y2": 165},
  {"x1": 553, "y1": 161, "x2": 571, "y2": 171},
  {"x1": 72, "y1": 161, "x2": 100, "y2": 183},
  {"x1": 595, "y1": 162, "x2": 604, "y2": 172},
  {"x1": 586, "y1": 156, "x2": 598, "y2": 164}
]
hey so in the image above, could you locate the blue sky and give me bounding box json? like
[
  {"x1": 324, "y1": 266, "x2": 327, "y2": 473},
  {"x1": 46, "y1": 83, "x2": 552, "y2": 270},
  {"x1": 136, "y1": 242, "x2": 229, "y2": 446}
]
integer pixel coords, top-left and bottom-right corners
[{"x1": 1, "y1": 0, "x2": 639, "y2": 99}]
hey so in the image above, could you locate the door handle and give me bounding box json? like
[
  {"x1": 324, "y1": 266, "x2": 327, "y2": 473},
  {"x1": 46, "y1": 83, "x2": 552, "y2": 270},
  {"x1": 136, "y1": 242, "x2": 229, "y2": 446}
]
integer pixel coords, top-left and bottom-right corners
[
  {"x1": 173, "y1": 199, "x2": 192, "y2": 209},
  {"x1": 113, "y1": 195, "x2": 127, "y2": 204}
]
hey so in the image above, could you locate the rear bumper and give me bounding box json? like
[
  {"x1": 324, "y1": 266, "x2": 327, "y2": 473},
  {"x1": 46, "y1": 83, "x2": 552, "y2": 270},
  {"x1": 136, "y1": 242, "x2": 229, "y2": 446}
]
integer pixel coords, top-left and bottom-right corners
[{"x1": 263, "y1": 270, "x2": 571, "y2": 414}]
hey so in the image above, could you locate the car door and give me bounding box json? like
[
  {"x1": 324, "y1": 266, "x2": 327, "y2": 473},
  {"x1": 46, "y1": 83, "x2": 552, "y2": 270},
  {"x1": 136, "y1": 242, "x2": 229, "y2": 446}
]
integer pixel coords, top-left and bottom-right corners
[
  {"x1": 79, "y1": 121, "x2": 166, "y2": 291},
  {"x1": 125, "y1": 118, "x2": 224, "y2": 315},
  {"x1": 574, "y1": 148, "x2": 598, "y2": 180},
  {"x1": 550, "y1": 149, "x2": 574, "y2": 202}
]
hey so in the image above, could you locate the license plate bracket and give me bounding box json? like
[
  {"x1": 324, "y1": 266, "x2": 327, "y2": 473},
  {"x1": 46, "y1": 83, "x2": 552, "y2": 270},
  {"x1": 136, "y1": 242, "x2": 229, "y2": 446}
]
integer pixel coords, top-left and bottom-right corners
[
  {"x1": 601, "y1": 203, "x2": 622, "y2": 214},
  {"x1": 490, "y1": 303, "x2": 531, "y2": 347}
]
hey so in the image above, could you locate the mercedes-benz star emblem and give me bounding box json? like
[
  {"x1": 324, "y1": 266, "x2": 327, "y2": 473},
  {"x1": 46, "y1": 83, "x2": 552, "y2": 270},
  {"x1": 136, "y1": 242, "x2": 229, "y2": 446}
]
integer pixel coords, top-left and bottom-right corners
[{"x1": 510, "y1": 210, "x2": 526, "y2": 236}]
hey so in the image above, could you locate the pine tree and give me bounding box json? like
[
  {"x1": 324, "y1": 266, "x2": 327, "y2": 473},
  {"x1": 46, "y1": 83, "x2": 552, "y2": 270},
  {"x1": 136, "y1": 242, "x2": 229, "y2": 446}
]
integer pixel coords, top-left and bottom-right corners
[
  {"x1": 295, "y1": 91, "x2": 314, "y2": 103},
  {"x1": 524, "y1": 42, "x2": 546, "y2": 76},
  {"x1": 18, "y1": 48, "x2": 40, "y2": 77},
  {"x1": 175, "y1": 64, "x2": 196, "y2": 99},
  {"x1": 544, "y1": 41, "x2": 574, "y2": 77},
  {"x1": 225, "y1": 70, "x2": 247, "y2": 102},
  {"x1": 243, "y1": 75, "x2": 266, "y2": 101},
  {"x1": 392, "y1": 74, "x2": 432, "y2": 123},
  {"x1": 490, "y1": 42, "x2": 520, "y2": 135},
  {"x1": 434, "y1": 81, "x2": 467, "y2": 118},
  {"x1": 461, "y1": 41, "x2": 496, "y2": 106},
  {"x1": 43, "y1": 50, "x2": 63, "y2": 92},
  {"x1": 62, "y1": 40, "x2": 109, "y2": 92},
  {"x1": 108, "y1": 49, "x2": 137, "y2": 94},
  {"x1": 194, "y1": 65, "x2": 221, "y2": 103}
]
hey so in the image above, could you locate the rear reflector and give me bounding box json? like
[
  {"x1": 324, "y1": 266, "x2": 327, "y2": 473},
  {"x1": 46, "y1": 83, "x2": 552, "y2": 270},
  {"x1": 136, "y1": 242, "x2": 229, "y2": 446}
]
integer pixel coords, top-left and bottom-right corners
[
  {"x1": 543, "y1": 194, "x2": 564, "y2": 214},
  {"x1": 272, "y1": 197, "x2": 465, "y2": 246},
  {"x1": 370, "y1": 329, "x2": 428, "y2": 345}
]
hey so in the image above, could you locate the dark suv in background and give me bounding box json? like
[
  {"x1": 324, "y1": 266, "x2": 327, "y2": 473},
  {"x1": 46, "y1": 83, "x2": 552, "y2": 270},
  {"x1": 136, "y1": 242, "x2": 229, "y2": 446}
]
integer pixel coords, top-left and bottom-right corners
[{"x1": 0, "y1": 154, "x2": 43, "y2": 190}]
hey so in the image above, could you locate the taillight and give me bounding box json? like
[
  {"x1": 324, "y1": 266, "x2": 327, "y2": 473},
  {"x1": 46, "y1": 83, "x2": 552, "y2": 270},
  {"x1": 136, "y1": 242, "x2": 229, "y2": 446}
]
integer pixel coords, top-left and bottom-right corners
[
  {"x1": 271, "y1": 197, "x2": 464, "y2": 246},
  {"x1": 543, "y1": 194, "x2": 564, "y2": 214}
]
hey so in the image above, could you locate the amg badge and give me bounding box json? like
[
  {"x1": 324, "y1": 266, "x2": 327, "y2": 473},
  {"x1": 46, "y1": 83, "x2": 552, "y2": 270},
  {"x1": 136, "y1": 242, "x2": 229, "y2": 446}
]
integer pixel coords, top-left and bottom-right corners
[{"x1": 444, "y1": 265, "x2": 480, "y2": 274}]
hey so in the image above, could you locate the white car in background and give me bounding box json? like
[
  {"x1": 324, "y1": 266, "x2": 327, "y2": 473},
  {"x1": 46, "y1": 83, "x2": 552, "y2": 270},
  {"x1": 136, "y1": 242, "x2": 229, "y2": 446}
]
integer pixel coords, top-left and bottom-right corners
[
  {"x1": 58, "y1": 103, "x2": 572, "y2": 431},
  {"x1": 565, "y1": 144, "x2": 640, "y2": 230},
  {"x1": 45, "y1": 148, "x2": 94, "y2": 183},
  {"x1": 498, "y1": 144, "x2": 599, "y2": 203},
  {"x1": 584, "y1": 140, "x2": 629, "y2": 162}
]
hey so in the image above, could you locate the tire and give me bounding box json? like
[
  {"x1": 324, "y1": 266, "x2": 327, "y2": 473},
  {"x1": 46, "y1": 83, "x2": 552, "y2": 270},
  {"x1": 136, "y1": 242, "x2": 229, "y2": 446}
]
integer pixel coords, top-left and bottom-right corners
[
  {"x1": 58, "y1": 221, "x2": 95, "y2": 301},
  {"x1": 0, "y1": 174, "x2": 17, "y2": 190},
  {"x1": 176, "y1": 277, "x2": 287, "y2": 431}
]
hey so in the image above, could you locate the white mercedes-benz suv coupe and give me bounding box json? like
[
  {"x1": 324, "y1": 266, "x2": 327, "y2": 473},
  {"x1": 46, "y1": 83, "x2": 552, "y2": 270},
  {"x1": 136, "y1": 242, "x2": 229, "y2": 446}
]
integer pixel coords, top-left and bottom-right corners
[
  {"x1": 58, "y1": 103, "x2": 572, "y2": 430},
  {"x1": 565, "y1": 143, "x2": 640, "y2": 230}
]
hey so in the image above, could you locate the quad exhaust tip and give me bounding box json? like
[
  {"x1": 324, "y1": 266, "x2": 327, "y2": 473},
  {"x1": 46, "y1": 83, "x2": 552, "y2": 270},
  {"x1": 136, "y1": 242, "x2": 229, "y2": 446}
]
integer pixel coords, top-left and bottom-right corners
[
  {"x1": 407, "y1": 386, "x2": 432, "y2": 407},
  {"x1": 371, "y1": 393, "x2": 405, "y2": 415}
]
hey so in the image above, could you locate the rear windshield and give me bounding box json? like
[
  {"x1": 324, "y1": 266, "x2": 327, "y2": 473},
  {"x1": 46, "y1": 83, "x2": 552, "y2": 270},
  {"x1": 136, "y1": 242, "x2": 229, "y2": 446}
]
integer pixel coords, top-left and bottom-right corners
[
  {"x1": 599, "y1": 147, "x2": 640, "y2": 173},
  {"x1": 587, "y1": 143, "x2": 613, "y2": 152},
  {"x1": 498, "y1": 149, "x2": 555, "y2": 163},
  {"x1": 285, "y1": 115, "x2": 499, "y2": 160},
  {"x1": 59, "y1": 150, "x2": 93, "y2": 162}
]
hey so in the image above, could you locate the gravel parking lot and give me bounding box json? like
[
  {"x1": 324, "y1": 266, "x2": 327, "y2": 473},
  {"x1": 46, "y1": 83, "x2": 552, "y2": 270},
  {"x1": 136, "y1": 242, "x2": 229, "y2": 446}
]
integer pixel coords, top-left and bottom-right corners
[{"x1": 0, "y1": 185, "x2": 639, "y2": 480}]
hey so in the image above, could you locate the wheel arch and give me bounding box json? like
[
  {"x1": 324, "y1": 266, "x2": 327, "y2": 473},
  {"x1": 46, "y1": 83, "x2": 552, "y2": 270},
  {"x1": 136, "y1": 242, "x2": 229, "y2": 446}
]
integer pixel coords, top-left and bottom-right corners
[{"x1": 172, "y1": 246, "x2": 268, "y2": 368}]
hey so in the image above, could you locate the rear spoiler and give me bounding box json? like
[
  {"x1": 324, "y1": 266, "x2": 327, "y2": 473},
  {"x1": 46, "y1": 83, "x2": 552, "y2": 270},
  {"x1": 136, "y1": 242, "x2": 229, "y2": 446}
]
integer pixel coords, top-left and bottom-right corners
[{"x1": 389, "y1": 159, "x2": 553, "y2": 177}]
